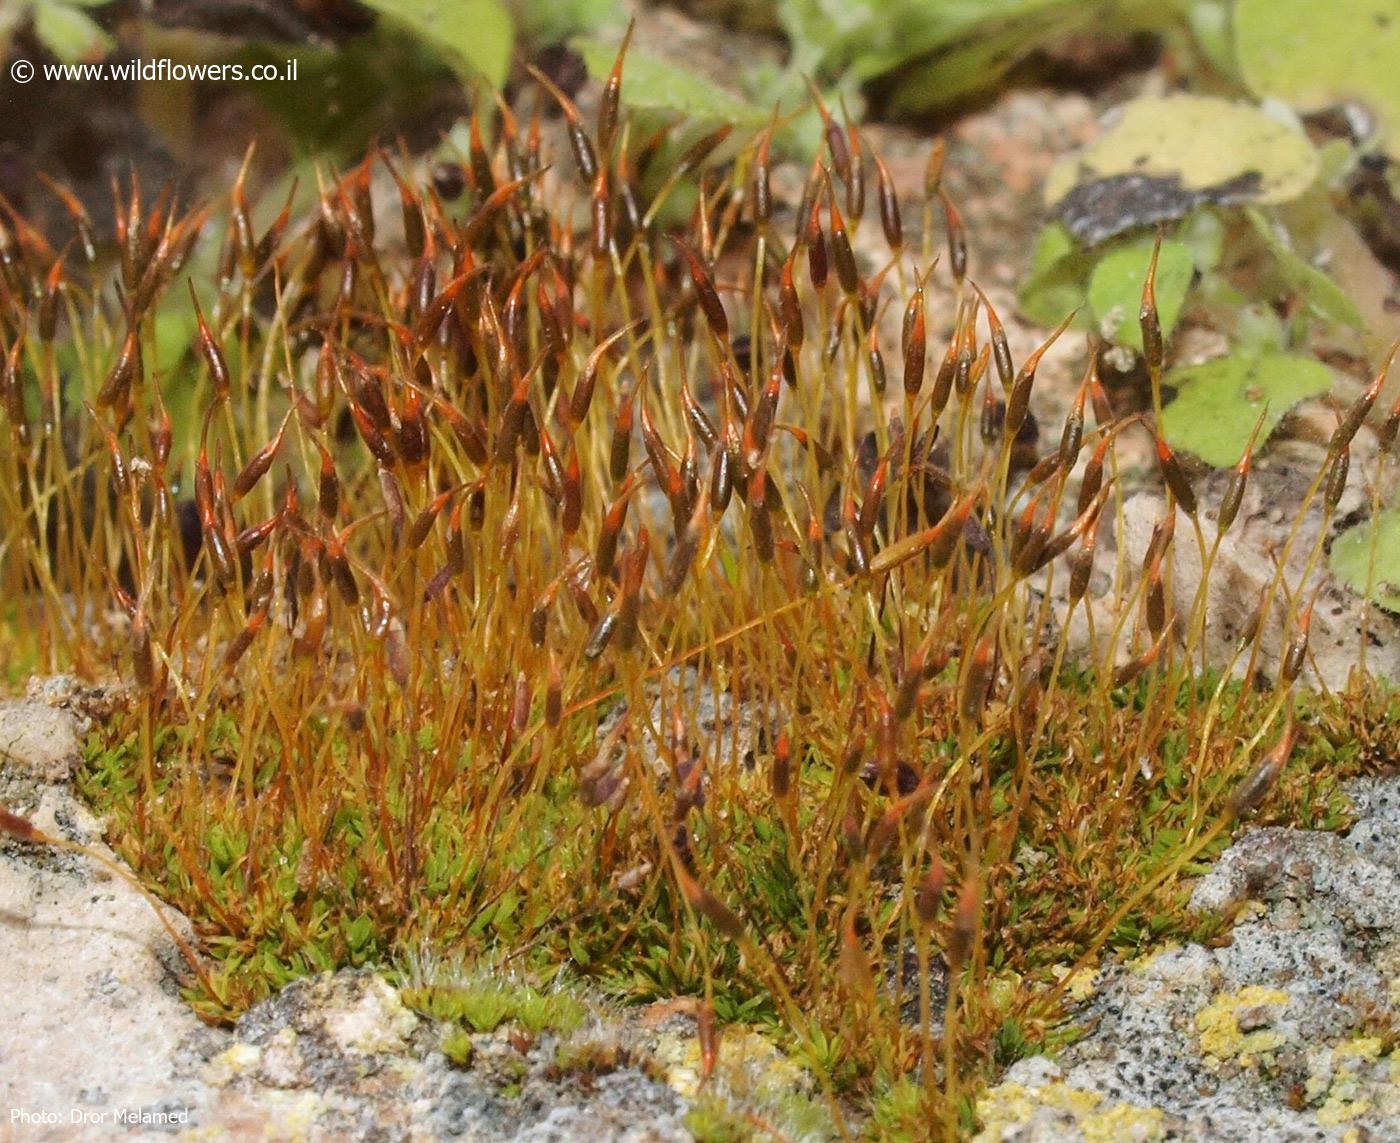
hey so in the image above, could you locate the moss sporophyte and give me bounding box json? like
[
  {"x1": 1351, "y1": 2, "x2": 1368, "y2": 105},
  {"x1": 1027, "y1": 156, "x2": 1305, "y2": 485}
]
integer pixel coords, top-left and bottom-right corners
[{"x1": 1, "y1": 29, "x2": 1398, "y2": 1140}]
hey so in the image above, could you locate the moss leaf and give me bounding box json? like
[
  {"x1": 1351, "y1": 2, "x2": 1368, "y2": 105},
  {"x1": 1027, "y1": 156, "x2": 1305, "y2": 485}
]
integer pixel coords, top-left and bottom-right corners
[
  {"x1": 359, "y1": 0, "x2": 513, "y2": 87},
  {"x1": 1236, "y1": 0, "x2": 1400, "y2": 160},
  {"x1": 1087, "y1": 237, "x2": 1194, "y2": 351},
  {"x1": 1331, "y1": 510, "x2": 1400, "y2": 612},
  {"x1": 1160, "y1": 352, "x2": 1333, "y2": 467}
]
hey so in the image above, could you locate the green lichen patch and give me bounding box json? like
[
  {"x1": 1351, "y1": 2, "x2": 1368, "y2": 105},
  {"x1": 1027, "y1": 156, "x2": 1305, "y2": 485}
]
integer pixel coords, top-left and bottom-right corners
[{"x1": 1045, "y1": 95, "x2": 1319, "y2": 216}]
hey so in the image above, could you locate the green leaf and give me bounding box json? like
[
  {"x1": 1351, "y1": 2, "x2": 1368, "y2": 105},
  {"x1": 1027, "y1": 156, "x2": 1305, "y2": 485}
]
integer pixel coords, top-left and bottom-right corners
[
  {"x1": 359, "y1": 0, "x2": 513, "y2": 86},
  {"x1": 573, "y1": 37, "x2": 766, "y2": 126},
  {"x1": 1160, "y1": 352, "x2": 1333, "y2": 467},
  {"x1": 1017, "y1": 222, "x2": 1093, "y2": 327},
  {"x1": 1236, "y1": 0, "x2": 1400, "y2": 160},
  {"x1": 1245, "y1": 208, "x2": 1364, "y2": 330},
  {"x1": 1330, "y1": 510, "x2": 1400, "y2": 612},
  {"x1": 33, "y1": 0, "x2": 113, "y2": 62},
  {"x1": 1087, "y1": 238, "x2": 1194, "y2": 351}
]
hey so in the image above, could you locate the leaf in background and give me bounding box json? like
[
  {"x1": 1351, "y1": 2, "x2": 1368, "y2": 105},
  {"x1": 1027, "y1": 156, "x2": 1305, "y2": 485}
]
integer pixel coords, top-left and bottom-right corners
[
  {"x1": 1045, "y1": 95, "x2": 1318, "y2": 244},
  {"x1": 359, "y1": 0, "x2": 513, "y2": 87},
  {"x1": 1244, "y1": 208, "x2": 1365, "y2": 330},
  {"x1": 1185, "y1": 0, "x2": 1234, "y2": 81},
  {"x1": 512, "y1": 0, "x2": 622, "y2": 46},
  {"x1": 1235, "y1": 0, "x2": 1400, "y2": 160},
  {"x1": 1160, "y1": 352, "x2": 1333, "y2": 467},
  {"x1": 241, "y1": 32, "x2": 458, "y2": 160},
  {"x1": 1331, "y1": 510, "x2": 1400, "y2": 613},
  {"x1": 1088, "y1": 237, "x2": 1194, "y2": 351},
  {"x1": 33, "y1": 0, "x2": 114, "y2": 62},
  {"x1": 1017, "y1": 222, "x2": 1094, "y2": 328},
  {"x1": 573, "y1": 37, "x2": 767, "y2": 126}
]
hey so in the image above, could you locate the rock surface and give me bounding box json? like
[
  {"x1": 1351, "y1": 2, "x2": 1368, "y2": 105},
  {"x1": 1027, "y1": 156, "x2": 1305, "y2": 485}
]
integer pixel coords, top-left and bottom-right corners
[{"x1": 975, "y1": 774, "x2": 1400, "y2": 1141}]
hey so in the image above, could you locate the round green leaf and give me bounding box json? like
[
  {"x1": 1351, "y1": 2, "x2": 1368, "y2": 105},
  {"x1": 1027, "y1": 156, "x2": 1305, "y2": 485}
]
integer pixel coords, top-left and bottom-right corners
[
  {"x1": 1045, "y1": 94, "x2": 1318, "y2": 209},
  {"x1": 1236, "y1": 0, "x2": 1400, "y2": 160},
  {"x1": 1331, "y1": 510, "x2": 1400, "y2": 612},
  {"x1": 1160, "y1": 352, "x2": 1333, "y2": 467},
  {"x1": 1087, "y1": 238, "x2": 1193, "y2": 352}
]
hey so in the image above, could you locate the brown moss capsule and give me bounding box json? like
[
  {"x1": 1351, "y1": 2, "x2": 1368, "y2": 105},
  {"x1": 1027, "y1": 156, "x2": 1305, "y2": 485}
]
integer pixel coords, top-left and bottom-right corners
[
  {"x1": 231, "y1": 410, "x2": 291, "y2": 502},
  {"x1": 675, "y1": 865, "x2": 745, "y2": 940},
  {"x1": 914, "y1": 857, "x2": 946, "y2": 925},
  {"x1": 1155, "y1": 436, "x2": 1197, "y2": 517},
  {"x1": 959, "y1": 627, "x2": 998, "y2": 723},
  {"x1": 752, "y1": 121, "x2": 774, "y2": 227},
  {"x1": 842, "y1": 100, "x2": 865, "y2": 223},
  {"x1": 1059, "y1": 378, "x2": 1087, "y2": 469},
  {"x1": 37, "y1": 252, "x2": 63, "y2": 343},
  {"x1": 1139, "y1": 231, "x2": 1165, "y2": 376},
  {"x1": 779, "y1": 251, "x2": 804, "y2": 348},
  {"x1": 672, "y1": 235, "x2": 729, "y2": 342},
  {"x1": 805, "y1": 196, "x2": 828, "y2": 291},
  {"x1": 1327, "y1": 338, "x2": 1388, "y2": 455},
  {"x1": 1112, "y1": 627, "x2": 1169, "y2": 689},
  {"x1": 1145, "y1": 557, "x2": 1167, "y2": 642},
  {"x1": 97, "y1": 322, "x2": 143, "y2": 410},
  {"x1": 924, "y1": 137, "x2": 946, "y2": 199},
  {"x1": 1281, "y1": 595, "x2": 1315, "y2": 687},
  {"x1": 1078, "y1": 435, "x2": 1109, "y2": 515},
  {"x1": 1228, "y1": 715, "x2": 1296, "y2": 817},
  {"x1": 873, "y1": 151, "x2": 903, "y2": 254},
  {"x1": 615, "y1": 539, "x2": 648, "y2": 651},
  {"x1": 940, "y1": 190, "x2": 967, "y2": 283},
  {"x1": 827, "y1": 181, "x2": 859, "y2": 296},
  {"x1": 444, "y1": 502, "x2": 466, "y2": 577},
  {"x1": 1324, "y1": 444, "x2": 1349, "y2": 514},
  {"x1": 866, "y1": 325, "x2": 888, "y2": 397},
  {"x1": 597, "y1": 18, "x2": 633, "y2": 158},
  {"x1": 1379, "y1": 390, "x2": 1400, "y2": 452},
  {"x1": 902, "y1": 278, "x2": 926, "y2": 399},
  {"x1": 432, "y1": 393, "x2": 489, "y2": 467},
  {"x1": 748, "y1": 465, "x2": 775, "y2": 564},
  {"x1": 664, "y1": 495, "x2": 709, "y2": 594},
  {"x1": 596, "y1": 476, "x2": 636, "y2": 581},
  {"x1": 590, "y1": 168, "x2": 611, "y2": 263},
  {"x1": 351, "y1": 401, "x2": 395, "y2": 467},
  {"x1": 857, "y1": 455, "x2": 889, "y2": 540},
  {"x1": 769, "y1": 727, "x2": 792, "y2": 801},
  {"x1": 804, "y1": 77, "x2": 849, "y2": 179},
  {"x1": 1006, "y1": 309, "x2": 1075, "y2": 435},
  {"x1": 947, "y1": 877, "x2": 979, "y2": 970},
  {"x1": 0, "y1": 805, "x2": 44, "y2": 845},
  {"x1": 527, "y1": 64, "x2": 597, "y2": 183},
  {"x1": 971, "y1": 285, "x2": 1012, "y2": 391},
  {"x1": 1068, "y1": 534, "x2": 1095, "y2": 607}
]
